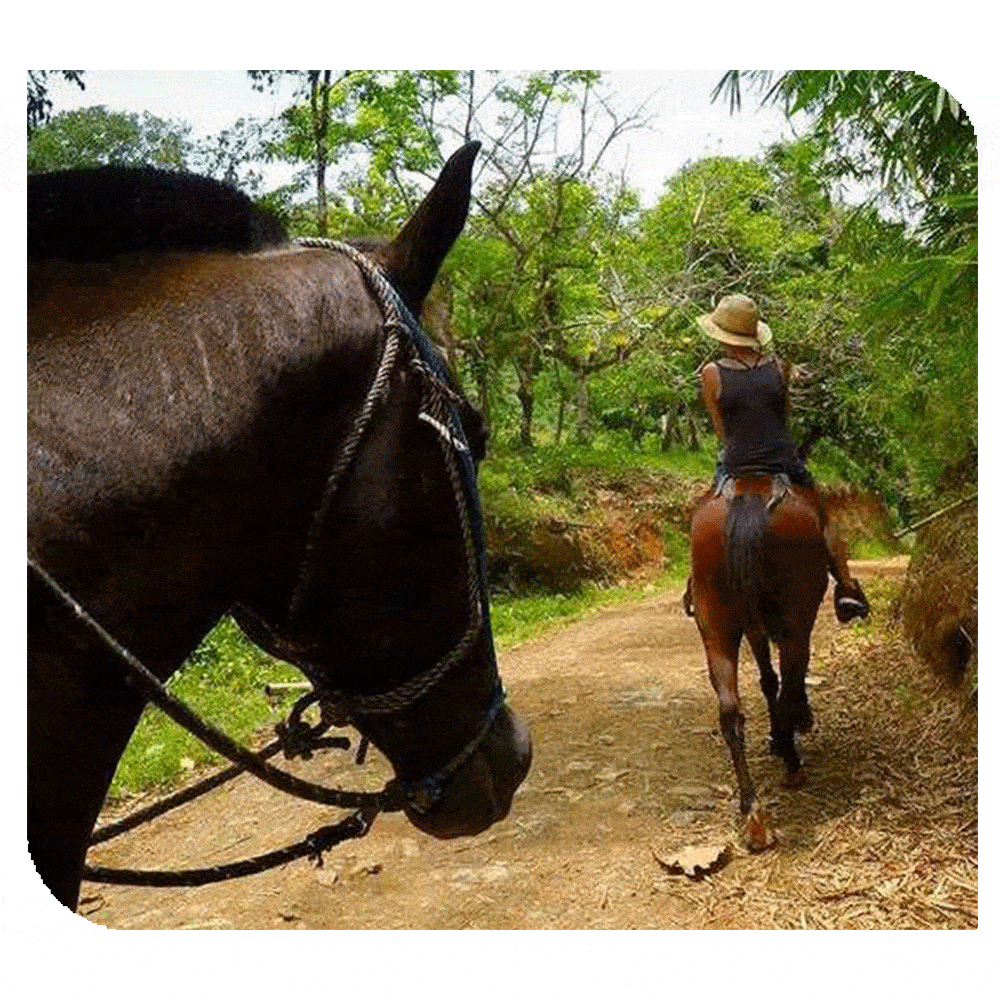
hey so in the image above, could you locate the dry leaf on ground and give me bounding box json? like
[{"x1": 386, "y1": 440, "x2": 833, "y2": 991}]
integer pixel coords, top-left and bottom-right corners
[{"x1": 652, "y1": 842, "x2": 732, "y2": 879}]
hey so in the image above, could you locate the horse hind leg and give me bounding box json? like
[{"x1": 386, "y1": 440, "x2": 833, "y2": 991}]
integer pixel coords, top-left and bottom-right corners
[
  {"x1": 770, "y1": 633, "x2": 815, "y2": 787},
  {"x1": 745, "y1": 627, "x2": 780, "y2": 754},
  {"x1": 718, "y1": 695, "x2": 779, "y2": 853},
  {"x1": 699, "y1": 625, "x2": 777, "y2": 852}
]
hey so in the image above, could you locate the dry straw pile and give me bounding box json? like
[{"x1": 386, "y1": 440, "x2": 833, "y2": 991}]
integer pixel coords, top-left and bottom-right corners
[{"x1": 900, "y1": 498, "x2": 977, "y2": 691}]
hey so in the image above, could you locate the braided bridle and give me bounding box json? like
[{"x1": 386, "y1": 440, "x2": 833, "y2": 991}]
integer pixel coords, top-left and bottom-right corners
[{"x1": 285, "y1": 238, "x2": 491, "y2": 723}]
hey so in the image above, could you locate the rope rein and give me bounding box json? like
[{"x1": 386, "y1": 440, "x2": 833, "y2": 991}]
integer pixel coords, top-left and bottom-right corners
[
  {"x1": 32, "y1": 239, "x2": 503, "y2": 887},
  {"x1": 83, "y1": 807, "x2": 381, "y2": 887}
]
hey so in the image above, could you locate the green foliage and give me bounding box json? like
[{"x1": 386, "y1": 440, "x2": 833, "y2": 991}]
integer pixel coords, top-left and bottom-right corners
[
  {"x1": 191, "y1": 117, "x2": 276, "y2": 194},
  {"x1": 618, "y1": 142, "x2": 907, "y2": 495},
  {"x1": 276, "y1": 70, "x2": 458, "y2": 177},
  {"x1": 715, "y1": 71, "x2": 973, "y2": 206},
  {"x1": 27, "y1": 69, "x2": 975, "y2": 537},
  {"x1": 28, "y1": 105, "x2": 192, "y2": 172},
  {"x1": 250, "y1": 70, "x2": 658, "y2": 449},
  {"x1": 252, "y1": 70, "x2": 461, "y2": 235},
  {"x1": 641, "y1": 156, "x2": 784, "y2": 279},
  {"x1": 481, "y1": 438, "x2": 715, "y2": 503},
  {"x1": 27, "y1": 70, "x2": 84, "y2": 135},
  {"x1": 713, "y1": 71, "x2": 977, "y2": 500}
]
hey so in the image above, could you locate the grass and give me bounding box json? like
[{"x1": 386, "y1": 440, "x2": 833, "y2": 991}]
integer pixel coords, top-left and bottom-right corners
[
  {"x1": 848, "y1": 573, "x2": 905, "y2": 654},
  {"x1": 482, "y1": 435, "x2": 716, "y2": 494},
  {"x1": 850, "y1": 536, "x2": 903, "y2": 561}
]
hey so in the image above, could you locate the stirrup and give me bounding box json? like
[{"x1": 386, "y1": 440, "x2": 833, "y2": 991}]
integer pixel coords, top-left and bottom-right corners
[{"x1": 834, "y1": 581, "x2": 869, "y2": 623}]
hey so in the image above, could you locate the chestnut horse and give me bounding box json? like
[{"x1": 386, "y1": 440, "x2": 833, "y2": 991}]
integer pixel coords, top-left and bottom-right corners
[
  {"x1": 28, "y1": 144, "x2": 531, "y2": 912},
  {"x1": 689, "y1": 474, "x2": 828, "y2": 848}
]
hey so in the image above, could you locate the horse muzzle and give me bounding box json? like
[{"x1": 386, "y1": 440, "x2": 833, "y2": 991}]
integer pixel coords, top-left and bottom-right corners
[{"x1": 402, "y1": 705, "x2": 531, "y2": 838}]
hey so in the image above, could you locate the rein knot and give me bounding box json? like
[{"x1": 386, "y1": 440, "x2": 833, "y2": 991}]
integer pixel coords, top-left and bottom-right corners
[
  {"x1": 274, "y1": 690, "x2": 351, "y2": 760},
  {"x1": 305, "y1": 808, "x2": 377, "y2": 867}
]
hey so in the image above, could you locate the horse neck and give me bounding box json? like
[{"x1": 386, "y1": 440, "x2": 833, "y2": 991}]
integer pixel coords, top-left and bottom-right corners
[
  {"x1": 28, "y1": 249, "x2": 388, "y2": 678},
  {"x1": 219, "y1": 327, "x2": 395, "y2": 637}
]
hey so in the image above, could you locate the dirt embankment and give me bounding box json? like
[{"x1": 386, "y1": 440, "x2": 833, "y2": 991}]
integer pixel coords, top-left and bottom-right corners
[
  {"x1": 900, "y1": 498, "x2": 977, "y2": 691},
  {"x1": 483, "y1": 468, "x2": 700, "y2": 592},
  {"x1": 485, "y1": 470, "x2": 897, "y2": 593}
]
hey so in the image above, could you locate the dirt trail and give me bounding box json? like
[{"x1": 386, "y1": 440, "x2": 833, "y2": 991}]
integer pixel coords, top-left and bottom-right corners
[{"x1": 82, "y1": 556, "x2": 977, "y2": 929}]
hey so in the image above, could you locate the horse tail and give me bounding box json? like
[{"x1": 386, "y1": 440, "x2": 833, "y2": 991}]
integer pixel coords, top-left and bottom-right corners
[{"x1": 724, "y1": 492, "x2": 772, "y2": 636}]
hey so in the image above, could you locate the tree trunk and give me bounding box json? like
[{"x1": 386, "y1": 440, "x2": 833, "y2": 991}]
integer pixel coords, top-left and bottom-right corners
[
  {"x1": 310, "y1": 71, "x2": 332, "y2": 236},
  {"x1": 513, "y1": 342, "x2": 541, "y2": 449},
  {"x1": 574, "y1": 368, "x2": 592, "y2": 445},
  {"x1": 552, "y1": 360, "x2": 568, "y2": 444},
  {"x1": 687, "y1": 409, "x2": 702, "y2": 451},
  {"x1": 516, "y1": 388, "x2": 534, "y2": 448},
  {"x1": 470, "y1": 348, "x2": 491, "y2": 432},
  {"x1": 630, "y1": 410, "x2": 646, "y2": 448},
  {"x1": 662, "y1": 407, "x2": 679, "y2": 450}
]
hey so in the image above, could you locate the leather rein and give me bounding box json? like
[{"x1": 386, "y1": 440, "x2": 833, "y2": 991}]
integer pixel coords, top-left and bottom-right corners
[{"x1": 30, "y1": 240, "x2": 504, "y2": 887}]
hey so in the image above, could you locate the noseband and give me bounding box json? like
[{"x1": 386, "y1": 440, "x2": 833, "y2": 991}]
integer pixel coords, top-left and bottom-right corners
[{"x1": 30, "y1": 240, "x2": 506, "y2": 886}]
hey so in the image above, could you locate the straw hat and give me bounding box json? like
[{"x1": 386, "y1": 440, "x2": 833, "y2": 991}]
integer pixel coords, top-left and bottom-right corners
[{"x1": 696, "y1": 294, "x2": 773, "y2": 348}]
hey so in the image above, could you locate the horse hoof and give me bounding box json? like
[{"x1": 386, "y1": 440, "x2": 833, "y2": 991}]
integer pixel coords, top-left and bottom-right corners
[
  {"x1": 783, "y1": 767, "x2": 806, "y2": 789},
  {"x1": 744, "y1": 807, "x2": 779, "y2": 852}
]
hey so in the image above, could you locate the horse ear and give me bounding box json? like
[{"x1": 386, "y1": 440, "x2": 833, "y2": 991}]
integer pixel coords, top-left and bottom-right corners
[{"x1": 373, "y1": 142, "x2": 480, "y2": 316}]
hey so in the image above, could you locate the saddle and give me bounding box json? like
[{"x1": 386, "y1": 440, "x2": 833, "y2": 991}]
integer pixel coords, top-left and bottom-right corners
[
  {"x1": 714, "y1": 471, "x2": 792, "y2": 514},
  {"x1": 683, "y1": 471, "x2": 808, "y2": 618}
]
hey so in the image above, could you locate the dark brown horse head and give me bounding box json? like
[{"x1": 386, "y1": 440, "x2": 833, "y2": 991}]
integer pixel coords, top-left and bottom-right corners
[
  {"x1": 260, "y1": 141, "x2": 530, "y2": 837},
  {"x1": 265, "y1": 327, "x2": 529, "y2": 837},
  {"x1": 28, "y1": 142, "x2": 529, "y2": 910}
]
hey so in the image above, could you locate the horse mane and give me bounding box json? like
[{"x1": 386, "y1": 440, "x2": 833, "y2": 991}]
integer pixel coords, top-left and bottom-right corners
[{"x1": 28, "y1": 166, "x2": 288, "y2": 262}]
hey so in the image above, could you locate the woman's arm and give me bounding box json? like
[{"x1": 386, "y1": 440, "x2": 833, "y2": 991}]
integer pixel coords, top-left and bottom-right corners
[{"x1": 699, "y1": 362, "x2": 726, "y2": 441}]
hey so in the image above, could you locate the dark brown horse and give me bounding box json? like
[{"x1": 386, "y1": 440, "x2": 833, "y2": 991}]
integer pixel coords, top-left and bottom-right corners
[
  {"x1": 689, "y1": 474, "x2": 828, "y2": 849},
  {"x1": 28, "y1": 144, "x2": 531, "y2": 912}
]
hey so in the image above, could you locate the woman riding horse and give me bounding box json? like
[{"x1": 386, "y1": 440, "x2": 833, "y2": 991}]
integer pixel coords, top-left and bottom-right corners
[{"x1": 685, "y1": 293, "x2": 869, "y2": 624}]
